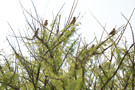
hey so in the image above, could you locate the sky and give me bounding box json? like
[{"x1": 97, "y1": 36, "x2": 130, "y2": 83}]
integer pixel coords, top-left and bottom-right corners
[{"x1": 0, "y1": 0, "x2": 135, "y2": 51}]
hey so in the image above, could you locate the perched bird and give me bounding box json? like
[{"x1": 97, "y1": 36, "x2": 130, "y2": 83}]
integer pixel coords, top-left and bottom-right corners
[
  {"x1": 91, "y1": 44, "x2": 95, "y2": 48},
  {"x1": 32, "y1": 28, "x2": 39, "y2": 39},
  {"x1": 0, "y1": 65, "x2": 4, "y2": 73},
  {"x1": 70, "y1": 17, "x2": 76, "y2": 25},
  {"x1": 44, "y1": 20, "x2": 48, "y2": 27},
  {"x1": 109, "y1": 28, "x2": 116, "y2": 36},
  {"x1": 25, "y1": 28, "x2": 39, "y2": 40}
]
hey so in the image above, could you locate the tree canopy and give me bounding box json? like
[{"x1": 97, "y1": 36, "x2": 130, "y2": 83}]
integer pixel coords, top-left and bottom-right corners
[{"x1": 0, "y1": 1, "x2": 135, "y2": 90}]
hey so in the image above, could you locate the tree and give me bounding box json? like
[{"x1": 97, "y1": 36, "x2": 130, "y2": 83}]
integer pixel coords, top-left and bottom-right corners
[{"x1": 0, "y1": 1, "x2": 135, "y2": 89}]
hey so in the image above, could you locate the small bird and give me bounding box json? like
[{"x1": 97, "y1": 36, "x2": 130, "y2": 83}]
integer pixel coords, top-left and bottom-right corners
[
  {"x1": 0, "y1": 65, "x2": 4, "y2": 73},
  {"x1": 70, "y1": 17, "x2": 76, "y2": 25},
  {"x1": 32, "y1": 28, "x2": 39, "y2": 39},
  {"x1": 44, "y1": 20, "x2": 48, "y2": 27},
  {"x1": 109, "y1": 28, "x2": 116, "y2": 36},
  {"x1": 25, "y1": 28, "x2": 39, "y2": 40},
  {"x1": 91, "y1": 44, "x2": 95, "y2": 48}
]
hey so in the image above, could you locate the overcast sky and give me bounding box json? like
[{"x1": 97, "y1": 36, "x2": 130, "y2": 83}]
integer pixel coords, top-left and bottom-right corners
[{"x1": 0, "y1": 0, "x2": 135, "y2": 50}]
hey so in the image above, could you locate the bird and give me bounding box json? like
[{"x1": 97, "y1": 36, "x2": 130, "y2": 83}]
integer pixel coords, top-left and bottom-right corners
[
  {"x1": 109, "y1": 28, "x2": 116, "y2": 36},
  {"x1": 32, "y1": 28, "x2": 39, "y2": 39},
  {"x1": 43, "y1": 20, "x2": 48, "y2": 27},
  {"x1": 91, "y1": 44, "x2": 95, "y2": 48},
  {"x1": 70, "y1": 17, "x2": 76, "y2": 25},
  {"x1": 0, "y1": 65, "x2": 4, "y2": 73}
]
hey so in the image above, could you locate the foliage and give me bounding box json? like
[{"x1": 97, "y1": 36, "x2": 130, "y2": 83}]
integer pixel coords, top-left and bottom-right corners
[{"x1": 0, "y1": 1, "x2": 135, "y2": 90}]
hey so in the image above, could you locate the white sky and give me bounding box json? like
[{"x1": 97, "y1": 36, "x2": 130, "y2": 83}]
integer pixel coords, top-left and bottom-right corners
[{"x1": 0, "y1": 0, "x2": 135, "y2": 51}]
